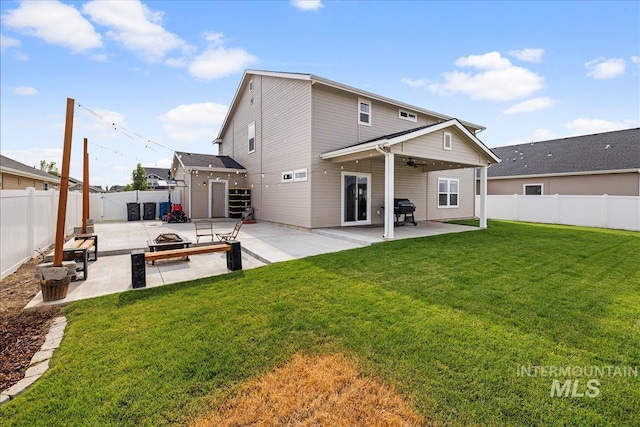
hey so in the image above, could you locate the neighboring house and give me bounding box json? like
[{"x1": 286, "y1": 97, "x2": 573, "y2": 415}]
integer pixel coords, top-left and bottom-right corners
[
  {"x1": 0, "y1": 154, "x2": 60, "y2": 190},
  {"x1": 172, "y1": 70, "x2": 500, "y2": 237},
  {"x1": 143, "y1": 167, "x2": 171, "y2": 190},
  {"x1": 68, "y1": 177, "x2": 104, "y2": 193},
  {"x1": 486, "y1": 128, "x2": 640, "y2": 196}
]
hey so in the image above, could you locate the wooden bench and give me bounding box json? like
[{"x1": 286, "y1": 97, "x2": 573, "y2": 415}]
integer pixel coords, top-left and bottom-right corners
[
  {"x1": 194, "y1": 220, "x2": 215, "y2": 243},
  {"x1": 131, "y1": 241, "x2": 243, "y2": 289},
  {"x1": 144, "y1": 244, "x2": 230, "y2": 263},
  {"x1": 46, "y1": 235, "x2": 98, "y2": 280}
]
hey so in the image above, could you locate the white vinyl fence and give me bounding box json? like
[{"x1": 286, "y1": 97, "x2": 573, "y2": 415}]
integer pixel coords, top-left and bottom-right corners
[
  {"x1": 476, "y1": 194, "x2": 640, "y2": 231},
  {"x1": 1, "y1": 188, "x2": 183, "y2": 279}
]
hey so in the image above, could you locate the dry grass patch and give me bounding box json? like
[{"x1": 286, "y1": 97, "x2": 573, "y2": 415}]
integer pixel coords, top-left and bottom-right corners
[{"x1": 193, "y1": 353, "x2": 426, "y2": 427}]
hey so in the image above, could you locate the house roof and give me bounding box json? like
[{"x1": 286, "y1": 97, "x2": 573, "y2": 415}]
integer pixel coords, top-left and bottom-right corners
[
  {"x1": 488, "y1": 128, "x2": 640, "y2": 178},
  {"x1": 143, "y1": 167, "x2": 170, "y2": 179},
  {"x1": 174, "y1": 151, "x2": 246, "y2": 171},
  {"x1": 68, "y1": 176, "x2": 105, "y2": 193},
  {"x1": 215, "y1": 69, "x2": 486, "y2": 141},
  {"x1": 320, "y1": 119, "x2": 500, "y2": 164},
  {"x1": 0, "y1": 154, "x2": 61, "y2": 183}
]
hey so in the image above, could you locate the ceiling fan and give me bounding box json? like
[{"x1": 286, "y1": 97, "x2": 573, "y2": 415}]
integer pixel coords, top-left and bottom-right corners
[{"x1": 406, "y1": 157, "x2": 418, "y2": 168}]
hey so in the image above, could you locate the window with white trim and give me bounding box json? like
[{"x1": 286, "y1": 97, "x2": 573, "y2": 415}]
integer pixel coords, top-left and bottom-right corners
[
  {"x1": 293, "y1": 168, "x2": 308, "y2": 182},
  {"x1": 524, "y1": 184, "x2": 543, "y2": 195},
  {"x1": 249, "y1": 79, "x2": 253, "y2": 92},
  {"x1": 399, "y1": 109, "x2": 417, "y2": 122},
  {"x1": 443, "y1": 132, "x2": 452, "y2": 150},
  {"x1": 282, "y1": 171, "x2": 293, "y2": 183},
  {"x1": 248, "y1": 122, "x2": 255, "y2": 153},
  {"x1": 358, "y1": 99, "x2": 371, "y2": 126},
  {"x1": 438, "y1": 178, "x2": 459, "y2": 208}
]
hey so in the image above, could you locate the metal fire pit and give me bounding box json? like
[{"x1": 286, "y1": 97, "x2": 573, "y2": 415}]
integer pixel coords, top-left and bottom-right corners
[
  {"x1": 154, "y1": 233, "x2": 183, "y2": 244},
  {"x1": 147, "y1": 234, "x2": 192, "y2": 264}
]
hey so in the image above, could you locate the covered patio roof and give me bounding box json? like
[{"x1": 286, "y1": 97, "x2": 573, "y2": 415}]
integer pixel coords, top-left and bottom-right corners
[
  {"x1": 320, "y1": 119, "x2": 500, "y2": 164},
  {"x1": 320, "y1": 118, "x2": 500, "y2": 238}
]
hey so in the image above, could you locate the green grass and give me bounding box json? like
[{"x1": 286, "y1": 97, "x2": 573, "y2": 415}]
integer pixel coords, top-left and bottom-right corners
[{"x1": 1, "y1": 221, "x2": 638, "y2": 426}]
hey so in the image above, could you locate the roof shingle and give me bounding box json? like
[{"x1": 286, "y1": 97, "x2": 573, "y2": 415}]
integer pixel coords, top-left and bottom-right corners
[
  {"x1": 175, "y1": 152, "x2": 245, "y2": 170},
  {"x1": 488, "y1": 128, "x2": 640, "y2": 177}
]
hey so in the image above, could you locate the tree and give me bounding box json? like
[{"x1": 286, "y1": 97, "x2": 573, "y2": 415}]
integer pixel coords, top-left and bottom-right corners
[
  {"x1": 40, "y1": 160, "x2": 60, "y2": 176},
  {"x1": 131, "y1": 163, "x2": 147, "y2": 191}
]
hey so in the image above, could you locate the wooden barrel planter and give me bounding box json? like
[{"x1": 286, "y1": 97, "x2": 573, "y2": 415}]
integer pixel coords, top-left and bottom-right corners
[{"x1": 41, "y1": 276, "x2": 71, "y2": 302}]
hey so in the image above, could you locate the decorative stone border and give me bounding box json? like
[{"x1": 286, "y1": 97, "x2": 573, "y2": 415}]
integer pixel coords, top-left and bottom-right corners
[{"x1": 0, "y1": 316, "x2": 67, "y2": 404}]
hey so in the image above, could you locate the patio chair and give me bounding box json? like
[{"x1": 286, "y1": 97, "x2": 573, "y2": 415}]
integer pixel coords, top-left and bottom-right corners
[
  {"x1": 215, "y1": 221, "x2": 243, "y2": 242},
  {"x1": 194, "y1": 219, "x2": 214, "y2": 243}
]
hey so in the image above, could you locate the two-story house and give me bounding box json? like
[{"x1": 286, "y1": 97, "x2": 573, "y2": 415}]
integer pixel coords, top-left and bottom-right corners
[{"x1": 171, "y1": 70, "x2": 500, "y2": 237}]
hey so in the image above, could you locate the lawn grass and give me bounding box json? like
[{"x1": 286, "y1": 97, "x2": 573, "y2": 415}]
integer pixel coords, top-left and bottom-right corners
[{"x1": 1, "y1": 221, "x2": 638, "y2": 426}]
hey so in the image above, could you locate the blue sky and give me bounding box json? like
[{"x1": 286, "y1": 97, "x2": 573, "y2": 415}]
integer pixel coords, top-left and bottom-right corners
[{"x1": 1, "y1": 0, "x2": 638, "y2": 188}]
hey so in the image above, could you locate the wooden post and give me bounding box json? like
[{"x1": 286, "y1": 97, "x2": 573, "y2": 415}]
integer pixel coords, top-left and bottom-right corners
[
  {"x1": 53, "y1": 98, "x2": 75, "y2": 267},
  {"x1": 82, "y1": 137, "x2": 89, "y2": 234}
]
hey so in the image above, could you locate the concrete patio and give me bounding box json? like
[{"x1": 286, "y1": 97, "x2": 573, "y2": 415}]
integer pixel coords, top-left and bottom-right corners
[{"x1": 25, "y1": 219, "x2": 479, "y2": 309}]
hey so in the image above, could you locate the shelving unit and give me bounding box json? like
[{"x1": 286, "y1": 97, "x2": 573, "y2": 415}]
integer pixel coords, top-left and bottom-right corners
[{"x1": 228, "y1": 188, "x2": 251, "y2": 219}]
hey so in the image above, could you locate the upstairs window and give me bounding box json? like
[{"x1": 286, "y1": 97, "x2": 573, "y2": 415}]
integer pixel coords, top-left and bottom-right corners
[
  {"x1": 358, "y1": 99, "x2": 371, "y2": 126},
  {"x1": 248, "y1": 122, "x2": 256, "y2": 153},
  {"x1": 438, "y1": 178, "x2": 459, "y2": 208},
  {"x1": 443, "y1": 132, "x2": 452, "y2": 150},
  {"x1": 399, "y1": 109, "x2": 417, "y2": 122},
  {"x1": 249, "y1": 79, "x2": 253, "y2": 92}
]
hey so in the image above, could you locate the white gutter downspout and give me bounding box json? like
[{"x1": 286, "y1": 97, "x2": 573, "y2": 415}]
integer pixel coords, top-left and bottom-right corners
[{"x1": 375, "y1": 145, "x2": 394, "y2": 238}]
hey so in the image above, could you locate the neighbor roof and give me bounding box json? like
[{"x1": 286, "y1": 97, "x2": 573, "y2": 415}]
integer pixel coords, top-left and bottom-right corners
[
  {"x1": 0, "y1": 154, "x2": 61, "y2": 182},
  {"x1": 216, "y1": 69, "x2": 485, "y2": 141},
  {"x1": 174, "y1": 151, "x2": 245, "y2": 170},
  {"x1": 488, "y1": 128, "x2": 640, "y2": 178},
  {"x1": 143, "y1": 167, "x2": 170, "y2": 179}
]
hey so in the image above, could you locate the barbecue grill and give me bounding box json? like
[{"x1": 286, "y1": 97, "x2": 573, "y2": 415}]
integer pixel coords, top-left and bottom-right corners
[{"x1": 394, "y1": 198, "x2": 417, "y2": 226}]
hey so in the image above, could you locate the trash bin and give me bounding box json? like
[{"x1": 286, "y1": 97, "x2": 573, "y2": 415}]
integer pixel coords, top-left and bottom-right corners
[
  {"x1": 159, "y1": 202, "x2": 170, "y2": 220},
  {"x1": 126, "y1": 202, "x2": 141, "y2": 221},
  {"x1": 143, "y1": 202, "x2": 157, "y2": 220}
]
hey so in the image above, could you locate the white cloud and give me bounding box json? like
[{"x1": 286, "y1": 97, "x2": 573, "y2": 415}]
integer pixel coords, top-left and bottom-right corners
[
  {"x1": 83, "y1": 0, "x2": 189, "y2": 61},
  {"x1": 502, "y1": 97, "x2": 557, "y2": 114},
  {"x1": 13, "y1": 86, "x2": 38, "y2": 96},
  {"x1": 455, "y1": 51, "x2": 511, "y2": 70},
  {"x1": 2, "y1": 1, "x2": 102, "y2": 52},
  {"x1": 585, "y1": 57, "x2": 626, "y2": 79},
  {"x1": 203, "y1": 31, "x2": 225, "y2": 45},
  {"x1": 1, "y1": 147, "x2": 63, "y2": 171},
  {"x1": 188, "y1": 47, "x2": 257, "y2": 80},
  {"x1": 15, "y1": 52, "x2": 29, "y2": 61},
  {"x1": 631, "y1": 56, "x2": 640, "y2": 64},
  {"x1": 1, "y1": 34, "x2": 21, "y2": 51},
  {"x1": 157, "y1": 102, "x2": 228, "y2": 143},
  {"x1": 565, "y1": 118, "x2": 637, "y2": 136},
  {"x1": 400, "y1": 77, "x2": 430, "y2": 88},
  {"x1": 291, "y1": 0, "x2": 324, "y2": 11},
  {"x1": 508, "y1": 48, "x2": 545, "y2": 63},
  {"x1": 429, "y1": 52, "x2": 545, "y2": 101},
  {"x1": 77, "y1": 107, "x2": 127, "y2": 137}
]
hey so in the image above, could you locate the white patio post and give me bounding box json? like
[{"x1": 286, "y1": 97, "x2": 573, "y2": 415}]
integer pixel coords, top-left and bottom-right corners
[
  {"x1": 479, "y1": 165, "x2": 488, "y2": 229},
  {"x1": 384, "y1": 152, "x2": 395, "y2": 238}
]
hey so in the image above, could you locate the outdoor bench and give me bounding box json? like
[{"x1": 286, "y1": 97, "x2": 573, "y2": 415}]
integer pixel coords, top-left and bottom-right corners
[
  {"x1": 130, "y1": 241, "x2": 243, "y2": 288},
  {"x1": 46, "y1": 235, "x2": 98, "y2": 280}
]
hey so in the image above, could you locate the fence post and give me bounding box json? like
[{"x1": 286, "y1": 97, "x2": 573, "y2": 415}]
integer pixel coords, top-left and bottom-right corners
[
  {"x1": 602, "y1": 194, "x2": 608, "y2": 228},
  {"x1": 513, "y1": 194, "x2": 519, "y2": 220},
  {"x1": 27, "y1": 187, "x2": 35, "y2": 261},
  {"x1": 554, "y1": 194, "x2": 560, "y2": 224}
]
